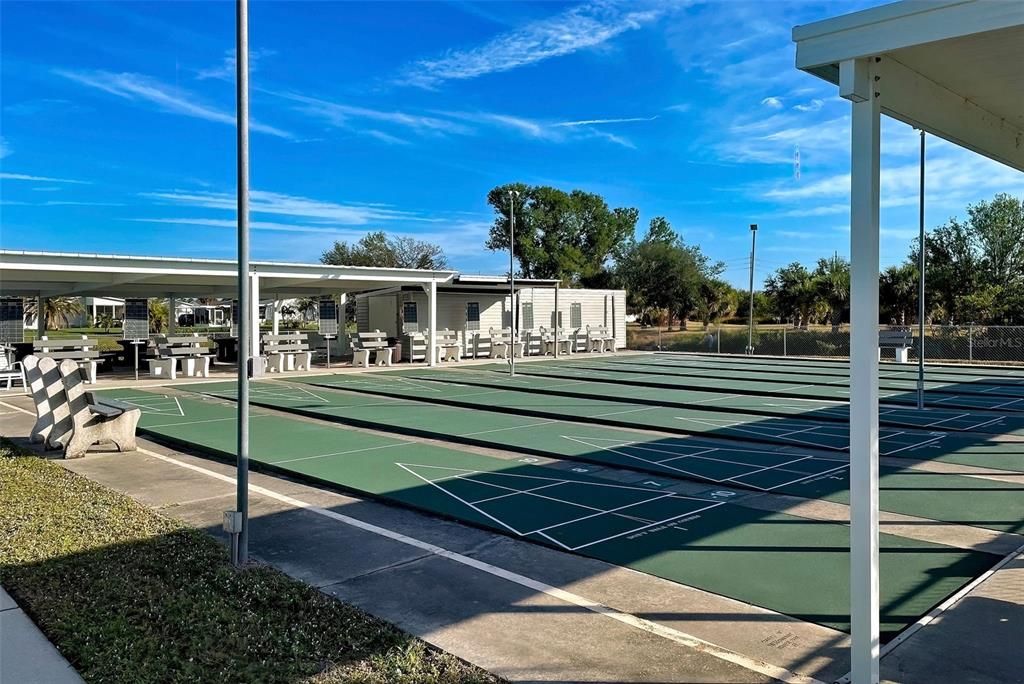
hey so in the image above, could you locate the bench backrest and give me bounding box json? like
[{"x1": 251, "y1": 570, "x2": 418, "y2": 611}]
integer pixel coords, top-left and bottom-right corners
[
  {"x1": 351, "y1": 330, "x2": 391, "y2": 351},
  {"x1": 878, "y1": 329, "x2": 913, "y2": 346},
  {"x1": 586, "y1": 325, "x2": 611, "y2": 338},
  {"x1": 435, "y1": 329, "x2": 459, "y2": 345},
  {"x1": 263, "y1": 332, "x2": 310, "y2": 353},
  {"x1": 158, "y1": 334, "x2": 210, "y2": 357},
  {"x1": 488, "y1": 327, "x2": 520, "y2": 344},
  {"x1": 32, "y1": 337, "x2": 101, "y2": 360}
]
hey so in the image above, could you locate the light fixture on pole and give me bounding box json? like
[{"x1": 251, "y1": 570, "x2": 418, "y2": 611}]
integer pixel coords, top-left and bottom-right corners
[
  {"x1": 509, "y1": 189, "x2": 519, "y2": 378},
  {"x1": 746, "y1": 223, "x2": 758, "y2": 355}
]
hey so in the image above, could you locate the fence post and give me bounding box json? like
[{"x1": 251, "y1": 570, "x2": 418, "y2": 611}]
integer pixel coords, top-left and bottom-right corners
[
  {"x1": 717, "y1": 324, "x2": 721, "y2": 354},
  {"x1": 783, "y1": 326, "x2": 787, "y2": 356},
  {"x1": 658, "y1": 326, "x2": 662, "y2": 351},
  {"x1": 968, "y1": 323, "x2": 973, "y2": 363}
]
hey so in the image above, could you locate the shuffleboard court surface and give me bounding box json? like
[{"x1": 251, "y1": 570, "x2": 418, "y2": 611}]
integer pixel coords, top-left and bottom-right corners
[
  {"x1": 285, "y1": 371, "x2": 1024, "y2": 473},
  {"x1": 95, "y1": 387, "x2": 1003, "y2": 638},
  {"x1": 557, "y1": 356, "x2": 1024, "y2": 403},
  {"x1": 393, "y1": 365, "x2": 1024, "y2": 436},
  {"x1": 507, "y1": 358, "x2": 1024, "y2": 413},
  {"x1": 181, "y1": 380, "x2": 1024, "y2": 534},
  {"x1": 630, "y1": 352, "x2": 1024, "y2": 380}
]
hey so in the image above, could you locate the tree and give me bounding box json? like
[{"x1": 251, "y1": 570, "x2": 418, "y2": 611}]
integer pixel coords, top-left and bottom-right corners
[
  {"x1": 485, "y1": 183, "x2": 638, "y2": 285},
  {"x1": 764, "y1": 263, "x2": 817, "y2": 328},
  {"x1": 321, "y1": 231, "x2": 448, "y2": 270},
  {"x1": 148, "y1": 299, "x2": 168, "y2": 333},
  {"x1": 879, "y1": 263, "x2": 918, "y2": 325},
  {"x1": 813, "y1": 255, "x2": 850, "y2": 330},
  {"x1": 616, "y1": 217, "x2": 720, "y2": 329},
  {"x1": 695, "y1": 279, "x2": 736, "y2": 330},
  {"x1": 23, "y1": 297, "x2": 84, "y2": 331}
]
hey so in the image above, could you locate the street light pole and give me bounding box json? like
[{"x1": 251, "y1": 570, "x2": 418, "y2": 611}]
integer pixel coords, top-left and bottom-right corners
[
  {"x1": 917, "y1": 131, "x2": 926, "y2": 410},
  {"x1": 233, "y1": 0, "x2": 251, "y2": 566},
  {"x1": 509, "y1": 189, "x2": 519, "y2": 378},
  {"x1": 746, "y1": 224, "x2": 758, "y2": 355}
]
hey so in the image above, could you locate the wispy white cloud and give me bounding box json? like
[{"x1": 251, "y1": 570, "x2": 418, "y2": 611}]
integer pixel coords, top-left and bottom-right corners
[
  {"x1": 760, "y1": 96, "x2": 783, "y2": 109},
  {"x1": 665, "y1": 103, "x2": 691, "y2": 113},
  {"x1": 793, "y1": 98, "x2": 824, "y2": 112},
  {"x1": 1, "y1": 171, "x2": 91, "y2": 184},
  {"x1": 554, "y1": 116, "x2": 657, "y2": 127},
  {"x1": 54, "y1": 69, "x2": 292, "y2": 138},
  {"x1": 397, "y1": 1, "x2": 666, "y2": 88},
  {"x1": 364, "y1": 130, "x2": 412, "y2": 146},
  {"x1": 0, "y1": 137, "x2": 9, "y2": 159},
  {"x1": 196, "y1": 48, "x2": 276, "y2": 81},
  {"x1": 141, "y1": 189, "x2": 427, "y2": 225}
]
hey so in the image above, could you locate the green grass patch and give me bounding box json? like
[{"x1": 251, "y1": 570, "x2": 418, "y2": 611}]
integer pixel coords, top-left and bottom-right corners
[{"x1": 0, "y1": 438, "x2": 500, "y2": 684}]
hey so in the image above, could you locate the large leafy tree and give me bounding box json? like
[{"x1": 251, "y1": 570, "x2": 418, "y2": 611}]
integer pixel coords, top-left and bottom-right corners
[
  {"x1": 617, "y1": 217, "x2": 721, "y2": 329},
  {"x1": 880, "y1": 263, "x2": 918, "y2": 325},
  {"x1": 695, "y1": 278, "x2": 736, "y2": 330},
  {"x1": 485, "y1": 183, "x2": 638, "y2": 285},
  {"x1": 764, "y1": 263, "x2": 818, "y2": 328},
  {"x1": 321, "y1": 231, "x2": 448, "y2": 270}
]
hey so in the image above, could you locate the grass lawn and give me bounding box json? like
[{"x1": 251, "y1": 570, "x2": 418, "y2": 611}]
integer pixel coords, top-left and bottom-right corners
[{"x1": 0, "y1": 438, "x2": 500, "y2": 684}]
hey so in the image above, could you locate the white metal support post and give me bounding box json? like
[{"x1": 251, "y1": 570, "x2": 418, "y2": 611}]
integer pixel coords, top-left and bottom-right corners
[
  {"x1": 553, "y1": 284, "x2": 560, "y2": 359},
  {"x1": 168, "y1": 295, "x2": 177, "y2": 333},
  {"x1": 271, "y1": 299, "x2": 280, "y2": 335},
  {"x1": 843, "y1": 56, "x2": 881, "y2": 684},
  {"x1": 427, "y1": 280, "x2": 437, "y2": 367},
  {"x1": 36, "y1": 296, "x2": 45, "y2": 337},
  {"x1": 250, "y1": 273, "x2": 261, "y2": 376}
]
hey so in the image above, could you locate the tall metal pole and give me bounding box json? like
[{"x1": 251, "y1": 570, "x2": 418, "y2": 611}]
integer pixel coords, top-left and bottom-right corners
[
  {"x1": 917, "y1": 131, "x2": 926, "y2": 410},
  {"x1": 509, "y1": 190, "x2": 517, "y2": 377},
  {"x1": 746, "y1": 224, "x2": 758, "y2": 355},
  {"x1": 235, "y1": 0, "x2": 251, "y2": 566}
]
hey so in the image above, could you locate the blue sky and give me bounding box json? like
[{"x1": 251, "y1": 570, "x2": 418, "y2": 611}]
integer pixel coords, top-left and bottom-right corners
[{"x1": 2, "y1": 0, "x2": 1022, "y2": 287}]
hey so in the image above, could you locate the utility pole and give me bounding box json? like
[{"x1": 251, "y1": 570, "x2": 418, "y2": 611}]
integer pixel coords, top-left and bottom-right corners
[{"x1": 746, "y1": 223, "x2": 758, "y2": 355}]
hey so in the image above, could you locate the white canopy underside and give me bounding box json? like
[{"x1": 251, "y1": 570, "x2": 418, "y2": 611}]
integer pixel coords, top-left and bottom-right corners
[{"x1": 795, "y1": 0, "x2": 1024, "y2": 172}]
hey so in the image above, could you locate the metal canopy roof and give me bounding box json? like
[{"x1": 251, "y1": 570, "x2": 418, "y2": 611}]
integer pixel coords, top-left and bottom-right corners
[
  {"x1": 0, "y1": 250, "x2": 457, "y2": 299},
  {"x1": 794, "y1": 0, "x2": 1024, "y2": 171}
]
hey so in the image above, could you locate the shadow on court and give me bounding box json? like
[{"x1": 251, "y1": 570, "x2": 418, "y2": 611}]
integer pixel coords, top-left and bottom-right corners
[{"x1": 91, "y1": 386, "x2": 1012, "y2": 645}]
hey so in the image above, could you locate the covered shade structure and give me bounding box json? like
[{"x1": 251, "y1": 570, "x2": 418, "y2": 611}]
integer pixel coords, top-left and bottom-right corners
[
  {"x1": 0, "y1": 249, "x2": 457, "y2": 367},
  {"x1": 793, "y1": 2, "x2": 1024, "y2": 683}
]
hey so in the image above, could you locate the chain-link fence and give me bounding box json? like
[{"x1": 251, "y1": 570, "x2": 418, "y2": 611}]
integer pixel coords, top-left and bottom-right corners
[{"x1": 626, "y1": 324, "x2": 1024, "y2": 365}]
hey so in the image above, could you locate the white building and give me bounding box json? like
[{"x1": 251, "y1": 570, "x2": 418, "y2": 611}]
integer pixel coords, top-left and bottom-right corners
[{"x1": 356, "y1": 276, "x2": 625, "y2": 360}]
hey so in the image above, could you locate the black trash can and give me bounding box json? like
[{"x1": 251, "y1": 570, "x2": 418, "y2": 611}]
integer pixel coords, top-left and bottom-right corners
[{"x1": 386, "y1": 337, "x2": 402, "y2": 364}]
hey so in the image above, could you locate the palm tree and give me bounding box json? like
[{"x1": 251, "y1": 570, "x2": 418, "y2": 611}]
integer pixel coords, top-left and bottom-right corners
[
  {"x1": 24, "y1": 297, "x2": 85, "y2": 331},
  {"x1": 695, "y1": 279, "x2": 735, "y2": 330},
  {"x1": 814, "y1": 256, "x2": 851, "y2": 331},
  {"x1": 148, "y1": 299, "x2": 168, "y2": 333}
]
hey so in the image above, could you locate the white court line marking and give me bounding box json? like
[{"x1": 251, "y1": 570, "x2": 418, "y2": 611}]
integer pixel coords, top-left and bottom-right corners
[
  {"x1": 460, "y1": 420, "x2": 559, "y2": 437},
  {"x1": 591, "y1": 406, "x2": 658, "y2": 418},
  {"x1": 273, "y1": 441, "x2": 410, "y2": 465},
  {"x1": 882, "y1": 434, "x2": 946, "y2": 455},
  {"x1": 760, "y1": 464, "x2": 850, "y2": 490},
  {"x1": 719, "y1": 455, "x2": 821, "y2": 484},
  {"x1": 525, "y1": 492, "x2": 677, "y2": 536},
  {"x1": 570, "y1": 502, "x2": 726, "y2": 552},
  {"x1": 106, "y1": 442, "x2": 823, "y2": 684},
  {"x1": 470, "y1": 481, "x2": 565, "y2": 504},
  {"x1": 991, "y1": 396, "x2": 1024, "y2": 410},
  {"x1": 836, "y1": 540, "x2": 1024, "y2": 684},
  {"x1": 560, "y1": 435, "x2": 733, "y2": 483}
]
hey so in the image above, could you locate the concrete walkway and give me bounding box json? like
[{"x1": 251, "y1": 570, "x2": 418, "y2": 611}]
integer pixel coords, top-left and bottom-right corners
[{"x1": 0, "y1": 586, "x2": 83, "y2": 684}]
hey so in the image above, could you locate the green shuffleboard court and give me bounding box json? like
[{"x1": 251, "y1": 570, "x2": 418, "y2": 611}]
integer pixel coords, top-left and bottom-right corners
[
  {"x1": 391, "y1": 364, "x2": 1024, "y2": 436},
  {"x1": 284, "y1": 370, "x2": 1024, "y2": 473},
  {"x1": 180, "y1": 380, "x2": 1024, "y2": 534},
  {"x1": 510, "y1": 356, "x2": 1024, "y2": 413},
  {"x1": 96, "y1": 387, "x2": 1003, "y2": 639}
]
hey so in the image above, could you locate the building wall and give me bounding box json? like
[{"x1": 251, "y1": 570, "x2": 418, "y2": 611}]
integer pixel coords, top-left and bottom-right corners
[{"x1": 358, "y1": 287, "x2": 626, "y2": 353}]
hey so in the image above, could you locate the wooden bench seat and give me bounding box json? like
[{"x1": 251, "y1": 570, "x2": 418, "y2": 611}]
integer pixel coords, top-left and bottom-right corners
[
  {"x1": 351, "y1": 331, "x2": 394, "y2": 368},
  {"x1": 488, "y1": 327, "x2": 525, "y2": 360},
  {"x1": 879, "y1": 329, "x2": 914, "y2": 363},
  {"x1": 586, "y1": 325, "x2": 616, "y2": 353},
  {"x1": 33, "y1": 337, "x2": 101, "y2": 383},
  {"x1": 263, "y1": 332, "x2": 312, "y2": 372},
  {"x1": 150, "y1": 334, "x2": 213, "y2": 379}
]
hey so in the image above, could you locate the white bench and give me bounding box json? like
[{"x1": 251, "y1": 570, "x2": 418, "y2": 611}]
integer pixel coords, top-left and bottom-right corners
[
  {"x1": 433, "y1": 329, "x2": 461, "y2": 362},
  {"x1": 150, "y1": 334, "x2": 213, "y2": 379},
  {"x1": 33, "y1": 336, "x2": 100, "y2": 384},
  {"x1": 351, "y1": 330, "x2": 394, "y2": 368},
  {"x1": 22, "y1": 354, "x2": 140, "y2": 458},
  {"x1": 879, "y1": 329, "x2": 913, "y2": 363},
  {"x1": 1, "y1": 346, "x2": 26, "y2": 391},
  {"x1": 538, "y1": 326, "x2": 573, "y2": 356},
  {"x1": 488, "y1": 327, "x2": 525, "y2": 360},
  {"x1": 586, "y1": 325, "x2": 616, "y2": 353},
  {"x1": 263, "y1": 332, "x2": 312, "y2": 373}
]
